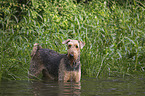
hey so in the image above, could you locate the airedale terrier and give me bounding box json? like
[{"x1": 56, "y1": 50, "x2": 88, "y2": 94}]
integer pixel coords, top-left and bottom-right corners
[{"x1": 29, "y1": 39, "x2": 85, "y2": 82}]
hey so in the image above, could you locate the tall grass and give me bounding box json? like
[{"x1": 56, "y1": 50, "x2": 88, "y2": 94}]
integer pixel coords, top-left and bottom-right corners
[{"x1": 0, "y1": 0, "x2": 145, "y2": 80}]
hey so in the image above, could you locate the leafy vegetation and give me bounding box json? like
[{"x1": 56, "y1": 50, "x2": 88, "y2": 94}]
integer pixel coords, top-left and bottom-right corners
[{"x1": 0, "y1": 0, "x2": 145, "y2": 80}]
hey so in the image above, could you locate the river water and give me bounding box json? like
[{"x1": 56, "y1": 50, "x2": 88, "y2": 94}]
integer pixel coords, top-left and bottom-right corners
[{"x1": 0, "y1": 76, "x2": 145, "y2": 96}]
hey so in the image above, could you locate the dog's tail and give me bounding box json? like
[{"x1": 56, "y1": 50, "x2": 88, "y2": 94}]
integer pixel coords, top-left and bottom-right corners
[{"x1": 31, "y1": 43, "x2": 42, "y2": 57}]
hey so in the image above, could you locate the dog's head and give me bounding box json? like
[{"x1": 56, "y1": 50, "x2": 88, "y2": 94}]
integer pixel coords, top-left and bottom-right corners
[{"x1": 62, "y1": 39, "x2": 85, "y2": 60}]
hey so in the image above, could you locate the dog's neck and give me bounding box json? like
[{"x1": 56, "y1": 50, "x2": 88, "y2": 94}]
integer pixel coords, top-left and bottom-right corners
[
  {"x1": 65, "y1": 54, "x2": 80, "y2": 71},
  {"x1": 68, "y1": 53, "x2": 80, "y2": 66},
  {"x1": 70, "y1": 58, "x2": 80, "y2": 68}
]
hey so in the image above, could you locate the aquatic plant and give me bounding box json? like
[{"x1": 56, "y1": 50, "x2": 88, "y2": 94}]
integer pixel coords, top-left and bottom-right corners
[{"x1": 0, "y1": 0, "x2": 145, "y2": 80}]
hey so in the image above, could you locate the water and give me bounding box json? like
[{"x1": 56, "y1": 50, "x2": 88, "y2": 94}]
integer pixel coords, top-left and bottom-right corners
[{"x1": 0, "y1": 76, "x2": 145, "y2": 96}]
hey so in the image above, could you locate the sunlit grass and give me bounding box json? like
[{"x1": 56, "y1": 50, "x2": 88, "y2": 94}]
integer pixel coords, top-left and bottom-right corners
[{"x1": 0, "y1": 0, "x2": 145, "y2": 80}]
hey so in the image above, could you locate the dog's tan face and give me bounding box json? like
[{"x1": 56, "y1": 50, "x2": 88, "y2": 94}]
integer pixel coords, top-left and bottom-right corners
[{"x1": 62, "y1": 39, "x2": 85, "y2": 60}]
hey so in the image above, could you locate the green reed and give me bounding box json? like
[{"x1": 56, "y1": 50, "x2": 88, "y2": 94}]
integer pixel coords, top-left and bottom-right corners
[{"x1": 0, "y1": 0, "x2": 145, "y2": 80}]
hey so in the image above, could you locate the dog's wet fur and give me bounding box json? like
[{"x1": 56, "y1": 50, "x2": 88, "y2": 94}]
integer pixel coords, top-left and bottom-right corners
[{"x1": 29, "y1": 39, "x2": 85, "y2": 82}]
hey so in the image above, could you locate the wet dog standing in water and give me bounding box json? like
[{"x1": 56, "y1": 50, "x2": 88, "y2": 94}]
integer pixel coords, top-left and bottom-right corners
[{"x1": 29, "y1": 39, "x2": 85, "y2": 82}]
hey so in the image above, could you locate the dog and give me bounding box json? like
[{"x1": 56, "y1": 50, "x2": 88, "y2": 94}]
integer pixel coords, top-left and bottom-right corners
[{"x1": 29, "y1": 39, "x2": 85, "y2": 82}]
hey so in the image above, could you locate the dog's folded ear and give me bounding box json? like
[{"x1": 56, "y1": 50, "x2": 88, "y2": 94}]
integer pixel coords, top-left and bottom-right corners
[
  {"x1": 31, "y1": 43, "x2": 42, "y2": 57},
  {"x1": 78, "y1": 41, "x2": 85, "y2": 49},
  {"x1": 62, "y1": 39, "x2": 71, "y2": 44}
]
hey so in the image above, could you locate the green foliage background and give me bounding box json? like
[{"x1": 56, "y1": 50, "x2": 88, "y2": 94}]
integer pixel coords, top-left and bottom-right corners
[{"x1": 0, "y1": 0, "x2": 145, "y2": 80}]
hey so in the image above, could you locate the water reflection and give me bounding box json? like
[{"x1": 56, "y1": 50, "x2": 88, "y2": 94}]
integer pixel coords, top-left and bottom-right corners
[
  {"x1": 81, "y1": 76, "x2": 145, "y2": 96},
  {"x1": 0, "y1": 76, "x2": 145, "y2": 96},
  {"x1": 30, "y1": 80, "x2": 81, "y2": 96},
  {"x1": 58, "y1": 82, "x2": 81, "y2": 96},
  {"x1": 0, "y1": 80, "x2": 33, "y2": 96}
]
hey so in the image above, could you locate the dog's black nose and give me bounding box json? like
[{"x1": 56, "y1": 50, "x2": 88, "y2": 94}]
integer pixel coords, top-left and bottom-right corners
[{"x1": 69, "y1": 54, "x2": 74, "y2": 58}]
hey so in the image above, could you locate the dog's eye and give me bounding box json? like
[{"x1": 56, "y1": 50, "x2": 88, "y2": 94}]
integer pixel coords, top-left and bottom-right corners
[
  {"x1": 76, "y1": 45, "x2": 78, "y2": 48},
  {"x1": 68, "y1": 45, "x2": 72, "y2": 48}
]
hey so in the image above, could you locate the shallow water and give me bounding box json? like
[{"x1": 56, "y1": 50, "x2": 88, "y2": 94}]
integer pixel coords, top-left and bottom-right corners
[{"x1": 0, "y1": 76, "x2": 145, "y2": 96}]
